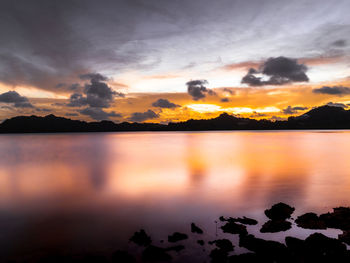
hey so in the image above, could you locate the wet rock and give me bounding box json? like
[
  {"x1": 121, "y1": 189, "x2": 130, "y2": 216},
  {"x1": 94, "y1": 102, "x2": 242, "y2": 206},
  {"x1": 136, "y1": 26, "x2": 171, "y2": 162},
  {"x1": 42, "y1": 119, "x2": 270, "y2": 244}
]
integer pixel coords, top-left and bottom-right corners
[
  {"x1": 165, "y1": 245, "x2": 185, "y2": 252},
  {"x1": 221, "y1": 221, "x2": 248, "y2": 235},
  {"x1": 264, "y1": 203, "x2": 295, "y2": 221},
  {"x1": 260, "y1": 219, "x2": 292, "y2": 233},
  {"x1": 320, "y1": 207, "x2": 350, "y2": 230},
  {"x1": 142, "y1": 245, "x2": 172, "y2": 262},
  {"x1": 111, "y1": 250, "x2": 136, "y2": 263},
  {"x1": 197, "y1": 240, "x2": 205, "y2": 246},
  {"x1": 191, "y1": 223, "x2": 203, "y2": 234},
  {"x1": 168, "y1": 232, "x2": 188, "y2": 243},
  {"x1": 209, "y1": 239, "x2": 234, "y2": 253},
  {"x1": 209, "y1": 248, "x2": 228, "y2": 263},
  {"x1": 339, "y1": 230, "x2": 350, "y2": 245},
  {"x1": 295, "y1": 212, "x2": 326, "y2": 229},
  {"x1": 239, "y1": 234, "x2": 287, "y2": 261},
  {"x1": 129, "y1": 229, "x2": 152, "y2": 246}
]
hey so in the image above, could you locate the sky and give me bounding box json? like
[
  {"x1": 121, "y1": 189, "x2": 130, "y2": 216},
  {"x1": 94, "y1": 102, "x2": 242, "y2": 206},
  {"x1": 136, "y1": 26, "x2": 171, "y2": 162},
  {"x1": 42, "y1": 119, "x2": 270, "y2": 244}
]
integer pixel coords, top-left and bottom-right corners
[{"x1": 0, "y1": 0, "x2": 350, "y2": 123}]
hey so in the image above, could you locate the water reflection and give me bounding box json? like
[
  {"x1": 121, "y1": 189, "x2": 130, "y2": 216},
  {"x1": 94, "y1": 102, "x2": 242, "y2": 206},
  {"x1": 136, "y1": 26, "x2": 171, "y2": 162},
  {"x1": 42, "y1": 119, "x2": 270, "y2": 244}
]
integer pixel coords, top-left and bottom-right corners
[{"x1": 1, "y1": 131, "x2": 350, "y2": 259}]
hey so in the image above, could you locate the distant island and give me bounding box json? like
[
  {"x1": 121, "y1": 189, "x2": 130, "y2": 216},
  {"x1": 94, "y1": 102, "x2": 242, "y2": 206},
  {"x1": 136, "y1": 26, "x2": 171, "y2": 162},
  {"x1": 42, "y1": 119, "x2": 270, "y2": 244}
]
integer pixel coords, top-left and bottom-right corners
[{"x1": 1, "y1": 105, "x2": 350, "y2": 133}]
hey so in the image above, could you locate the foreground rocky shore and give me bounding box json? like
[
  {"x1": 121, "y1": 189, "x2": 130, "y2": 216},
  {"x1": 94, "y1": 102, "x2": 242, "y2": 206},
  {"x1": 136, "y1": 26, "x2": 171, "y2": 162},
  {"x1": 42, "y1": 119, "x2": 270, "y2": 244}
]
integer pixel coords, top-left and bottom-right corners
[{"x1": 8, "y1": 203, "x2": 350, "y2": 262}]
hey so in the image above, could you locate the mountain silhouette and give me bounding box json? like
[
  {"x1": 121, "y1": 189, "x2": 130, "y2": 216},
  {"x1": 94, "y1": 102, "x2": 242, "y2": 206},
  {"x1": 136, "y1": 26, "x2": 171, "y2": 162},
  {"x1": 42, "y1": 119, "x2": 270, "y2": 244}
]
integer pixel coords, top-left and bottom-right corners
[{"x1": 0, "y1": 106, "x2": 349, "y2": 133}]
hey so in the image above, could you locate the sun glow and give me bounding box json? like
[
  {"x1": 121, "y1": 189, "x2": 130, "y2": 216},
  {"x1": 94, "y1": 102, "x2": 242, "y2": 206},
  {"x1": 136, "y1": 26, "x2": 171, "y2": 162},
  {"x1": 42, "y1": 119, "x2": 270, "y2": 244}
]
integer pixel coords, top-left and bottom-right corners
[{"x1": 186, "y1": 104, "x2": 280, "y2": 115}]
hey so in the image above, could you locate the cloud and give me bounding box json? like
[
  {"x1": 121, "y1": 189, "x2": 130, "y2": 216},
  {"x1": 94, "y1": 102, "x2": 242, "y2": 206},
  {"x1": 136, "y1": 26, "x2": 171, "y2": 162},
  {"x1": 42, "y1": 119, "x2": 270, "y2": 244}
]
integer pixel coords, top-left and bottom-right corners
[
  {"x1": 241, "y1": 57, "x2": 309, "y2": 86},
  {"x1": 152, "y1": 98, "x2": 179, "y2": 108},
  {"x1": 332, "y1": 39, "x2": 347, "y2": 47},
  {"x1": 282, "y1": 105, "x2": 308, "y2": 114},
  {"x1": 79, "y1": 107, "x2": 121, "y2": 121},
  {"x1": 186, "y1": 80, "x2": 215, "y2": 100},
  {"x1": 0, "y1": 91, "x2": 34, "y2": 108},
  {"x1": 223, "y1": 88, "x2": 235, "y2": 95},
  {"x1": 129, "y1": 109, "x2": 159, "y2": 122},
  {"x1": 312, "y1": 86, "x2": 350, "y2": 95},
  {"x1": 326, "y1": 102, "x2": 349, "y2": 108},
  {"x1": 221, "y1": 98, "x2": 230, "y2": 102},
  {"x1": 67, "y1": 73, "x2": 124, "y2": 108}
]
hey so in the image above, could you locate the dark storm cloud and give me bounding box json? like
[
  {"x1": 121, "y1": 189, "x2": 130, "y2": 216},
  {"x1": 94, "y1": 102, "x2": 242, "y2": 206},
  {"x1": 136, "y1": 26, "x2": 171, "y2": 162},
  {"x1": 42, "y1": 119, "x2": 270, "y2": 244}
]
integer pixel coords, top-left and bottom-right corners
[
  {"x1": 241, "y1": 57, "x2": 309, "y2": 86},
  {"x1": 282, "y1": 106, "x2": 308, "y2": 114},
  {"x1": 0, "y1": 91, "x2": 34, "y2": 108},
  {"x1": 0, "y1": 0, "x2": 162, "y2": 92},
  {"x1": 67, "y1": 73, "x2": 124, "y2": 108},
  {"x1": 326, "y1": 102, "x2": 349, "y2": 108},
  {"x1": 186, "y1": 80, "x2": 215, "y2": 101},
  {"x1": 129, "y1": 110, "x2": 159, "y2": 122},
  {"x1": 312, "y1": 86, "x2": 350, "y2": 95},
  {"x1": 152, "y1": 98, "x2": 179, "y2": 108},
  {"x1": 79, "y1": 107, "x2": 121, "y2": 121},
  {"x1": 331, "y1": 40, "x2": 347, "y2": 47}
]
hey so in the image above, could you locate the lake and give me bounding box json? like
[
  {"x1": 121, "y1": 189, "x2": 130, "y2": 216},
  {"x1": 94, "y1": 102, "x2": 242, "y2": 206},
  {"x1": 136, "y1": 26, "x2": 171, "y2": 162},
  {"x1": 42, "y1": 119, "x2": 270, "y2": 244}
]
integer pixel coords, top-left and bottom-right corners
[{"x1": 1, "y1": 131, "x2": 350, "y2": 261}]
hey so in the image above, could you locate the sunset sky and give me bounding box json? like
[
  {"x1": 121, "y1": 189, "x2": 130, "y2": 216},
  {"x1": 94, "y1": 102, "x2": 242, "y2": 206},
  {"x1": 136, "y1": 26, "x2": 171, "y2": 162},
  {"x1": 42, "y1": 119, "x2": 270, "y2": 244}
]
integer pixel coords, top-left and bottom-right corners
[{"x1": 1, "y1": 0, "x2": 350, "y2": 123}]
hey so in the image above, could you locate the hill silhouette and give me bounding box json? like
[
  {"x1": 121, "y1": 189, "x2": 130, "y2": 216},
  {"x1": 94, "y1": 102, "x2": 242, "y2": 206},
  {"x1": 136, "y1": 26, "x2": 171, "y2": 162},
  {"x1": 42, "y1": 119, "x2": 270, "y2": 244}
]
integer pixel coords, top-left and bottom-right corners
[{"x1": 0, "y1": 105, "x2": 350, "y2": 133}]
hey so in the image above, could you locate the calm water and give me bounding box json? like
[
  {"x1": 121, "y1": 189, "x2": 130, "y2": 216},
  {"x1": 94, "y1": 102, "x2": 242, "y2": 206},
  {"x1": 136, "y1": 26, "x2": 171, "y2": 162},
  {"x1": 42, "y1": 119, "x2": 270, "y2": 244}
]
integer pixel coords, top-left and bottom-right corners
[{"x1": 1, "y1": 131, "x2": 350, "y2": 261}]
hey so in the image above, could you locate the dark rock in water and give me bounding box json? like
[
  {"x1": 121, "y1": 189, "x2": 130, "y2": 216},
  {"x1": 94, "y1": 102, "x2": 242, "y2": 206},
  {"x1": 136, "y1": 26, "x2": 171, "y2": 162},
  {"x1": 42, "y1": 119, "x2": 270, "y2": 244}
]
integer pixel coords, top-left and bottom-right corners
[
  {"x1": 191, "y1": 222, "x2": 203, "y2": 234},
  {"x1": 228, "y1": 253, "x2": 259, "y2": 263},
  {"x1": 320, "y1": 207, "x2": 350, "y2": 230},
  {"x1": 295, "y1": 212, "x2": 327, "y2": 229},
  {"x1": 239, "y1": 234, "x2": 287, "y2": 261},
  {"x1": 339, "y1": 230, "x2": 350, "y2": 245},
  {"x1": 304, "y1": 233, "x2": 347, "y2": 261},
  {"x1": 219, "y1": 216, "x2": 227, "y2": 222},
  {"x1": 142, "y1": 245, "x2": 172, "y2": 262},
  {"x1": 221, "y1": 221, "x2": 248, "y2": 235},
  {"x1": 168, "y1": 232, "x2": 188, "y2": 243},
  {"x1": 231, "y1": 216, "x2": 258, "y2": 225},
  {"x1": 219, "y1": 216, "x2": 257, "y2": 225},
  {"x1": 129, "y1": 229, "x2": 152, "y2": 246},
  {"x1": 209, "y1": 248, "x2": 228, "y2": 263},
  {"x1": 197, "y1": 240, "x2": 205, "y2": 246},
  {"x1": 264, "y1": 202, "x2": 295, "y2": 220},
  {"x1": 260, "y1": 219, "x2": 292, "y2": 233},
  {"x1": 111, "y1": 250, "x2": 136, "y2": 263},
  {"x1": 165, "y1": 245, "x2": 185, "y2": 252},
  {"x1": 209, "y1": 239, "x2": 234, "y2": 252}
]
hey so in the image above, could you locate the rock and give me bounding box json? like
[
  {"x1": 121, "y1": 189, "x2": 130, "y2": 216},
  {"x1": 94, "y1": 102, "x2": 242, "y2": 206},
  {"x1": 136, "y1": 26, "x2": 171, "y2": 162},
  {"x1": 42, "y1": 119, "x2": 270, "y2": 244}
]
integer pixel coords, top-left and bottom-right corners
[
  {"x1": 320, "y1": 207, "x2": 350, "y2": 230},
  {"x1": 111, "y1": 250, "x2": 136, "y2": 263},
  {"x1": 129, "y1": 229, "x2": 152, "y2": 246},
  {"x1": 142, "y1": 245, "x2": 172, "y2": 262},
  {"x1": 260, "y1": 219, "x2": 292, "y2": 233},
  {"x1": 197, "y1": 240, "x2": 205, "y2": 246},
  {"x1": 221, "y1": 221, "x2": 248, "y2": 235},
  {"x1": 239, "y1": 234, "x2": 287, "y2": 261},
  {"x1": 209, "y1": 239, "x2": 234, "y2": 253},
  {"x1": 295, "y1": 212, "x2": 326, "y2": 229},
  {"x1": 219, "y1": 216, "x2": 258, "y2": 225},
  {"x1": 168, "y1": 232, "x2": 188, "y2": 243},
  {"x1": 304, "y1": 233, "x2": 347, "y2": 261},
  {"x1": 264, "y1": 203, "x2": 295, "y2": 220},
  {"x1": 191, "y1": 223, "x2": 203, "y2": 234},
  {"x1": 339, "y1": 230, "x2": 350, "y2": 245},
  {"x1": 165, "y1": 245, "x2": 185, "y2": 252},
  {"x1": 228, "y1": 253, "x2": 259, "y2": 263},
  {"x1": 209, "y1": 248, "x2": 228, "y2": 263},
  {"x1": 231, "y1": 216, "x2": 258, "y2": 225}
]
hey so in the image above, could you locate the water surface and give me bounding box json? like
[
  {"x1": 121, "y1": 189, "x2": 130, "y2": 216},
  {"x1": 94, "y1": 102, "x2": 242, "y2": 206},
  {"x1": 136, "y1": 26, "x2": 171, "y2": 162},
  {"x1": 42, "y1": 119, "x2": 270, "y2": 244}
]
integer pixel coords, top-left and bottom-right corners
[{"x1": 1, "y1": 131, "x2": 350, "y2": 260}]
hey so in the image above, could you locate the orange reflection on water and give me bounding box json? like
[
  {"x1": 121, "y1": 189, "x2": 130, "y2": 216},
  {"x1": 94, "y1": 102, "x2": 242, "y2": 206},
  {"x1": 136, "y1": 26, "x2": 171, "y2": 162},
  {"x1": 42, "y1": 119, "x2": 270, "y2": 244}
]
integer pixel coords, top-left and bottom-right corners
[{"x1": 1, "y1": 131, "x2": 350, "y2": 259}]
